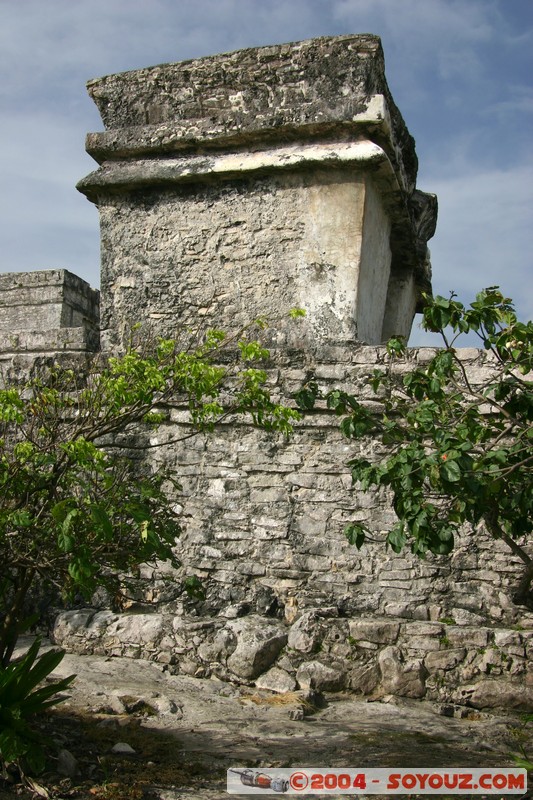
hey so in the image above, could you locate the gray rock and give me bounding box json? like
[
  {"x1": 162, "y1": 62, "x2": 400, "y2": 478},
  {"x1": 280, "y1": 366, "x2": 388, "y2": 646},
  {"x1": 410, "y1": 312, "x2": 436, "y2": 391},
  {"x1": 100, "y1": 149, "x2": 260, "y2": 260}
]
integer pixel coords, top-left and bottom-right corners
[
  {"x1": 378, "y1": 646, "x2": 426, "y2": 699},
  {"x1": 296, "y1": 660, "x2": 346, "y2": 692},
  {"x1": 226, "y1": 616, "x2": 288, "y2": 680},
  {"x1": 348, "y1": 618, "x2": 400, "y2": 645},
  {"x1": 460, "y1": 680, "x2": 533, "y2": 712},
  {"x1": 348, "y1": 662, "x2": 380, "y2": 695},
  {"x1": 57, "y1": 748, "x2": 80, "y2": 778},
  {"x1": 445, "y1": 626, "x2": 490, "y2": 649},
  {"x1": 424, "y1": 648, "x2": 466, "y2": 672},
  {"x1": 152, "y1": 694, "x2": 182, "y2": 716},
  {"x1": 198, "y1": 627, "x2": 237, "y2": 663},
  {"x1": 111, "y1": 742, "x2": 136, "y2": 754},
  {"x1": 255, "y1": 667, "x2": 297, "y2": 694},
  {"x1": 91, "y1": 693, "x2": 126, "y2": 715},
  {"x1": 287, "y1": 611, "x2": 321, "y2": 653}
]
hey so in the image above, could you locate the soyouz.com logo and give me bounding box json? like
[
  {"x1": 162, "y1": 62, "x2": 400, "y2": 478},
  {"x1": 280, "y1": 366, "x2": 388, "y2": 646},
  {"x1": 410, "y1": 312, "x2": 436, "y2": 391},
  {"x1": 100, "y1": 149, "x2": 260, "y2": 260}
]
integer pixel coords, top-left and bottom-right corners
[{"x1": 227, "y1": 767, "x2": 527, "y2": 794}]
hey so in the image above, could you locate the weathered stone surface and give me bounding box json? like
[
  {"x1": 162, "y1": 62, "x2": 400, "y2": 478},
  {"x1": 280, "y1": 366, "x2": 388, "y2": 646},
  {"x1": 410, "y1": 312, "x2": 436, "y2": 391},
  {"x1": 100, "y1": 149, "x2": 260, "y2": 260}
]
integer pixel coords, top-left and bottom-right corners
[
  {"x1": 111, "y1": 742, "x2": 136, "y2": 755},
  {"x1": 197, "y1": 628, "x2": 237, "y2": 663},
  {"x1": 347, "y1": 663, "x2": 381, "y2": 695},
  {"x1": 85, "y1": 36, "x2": 416, "y2": 193},
  {"x1": 378, "y1": 646, "x2": 426, "y2": 699},
  {"x1": 28, "y1": 642, "x2": 531, "y2": 798},
  {"x1": 349, "y1": 618, "x2": 400, "y2": 644},
  {"x1": 226, "y1": 616, "x2": 288, "y2": 679},
  {"x1": 287, "y1": 611, "x2": 322, "y2": 653},
  {"x1": 296, "y1": 660, "x2": 346, "y2": 692},
  {"x1": 0, "y1": 269, "x2": 99, "y2": 338},
  {"x1": 255, "y1": 667, "x2": 297, "y2": 694},
  {"x1": 425, "y1": 648, "x2": 467, "y2": 672},
  {"x1": 57, "y1": 748, "x2": 80, "y2": 778},
  {"x1": 446, "y1": 626, "x2": 491, "y2": 649},
  {"x1": 6, "y1": 36, "x2": 533, "y2": 711},
  {"x1": 457, "y1": 680, "x2": 533, "y2": 712},
  {"x1": 80, "y1": 35, "x2": 436, "y2": 350}
]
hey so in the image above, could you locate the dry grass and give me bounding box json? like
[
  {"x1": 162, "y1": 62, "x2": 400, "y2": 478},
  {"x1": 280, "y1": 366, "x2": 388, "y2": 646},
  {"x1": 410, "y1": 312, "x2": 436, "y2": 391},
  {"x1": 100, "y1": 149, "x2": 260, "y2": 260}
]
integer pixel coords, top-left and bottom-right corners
[{"x1": 240, "y1": 689, "x2": 315, "y2": 711}]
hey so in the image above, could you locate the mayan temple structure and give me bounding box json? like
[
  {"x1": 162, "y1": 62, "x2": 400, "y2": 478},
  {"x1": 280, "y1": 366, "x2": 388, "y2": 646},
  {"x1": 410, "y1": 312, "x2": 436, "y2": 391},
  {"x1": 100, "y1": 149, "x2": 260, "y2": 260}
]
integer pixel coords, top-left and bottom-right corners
[
  {"x1": 77, "y1": 34, "x2": 436, "y2": 351},
  {"x1": 1, "y1": 36, "x2": 531, "y2": 709}
]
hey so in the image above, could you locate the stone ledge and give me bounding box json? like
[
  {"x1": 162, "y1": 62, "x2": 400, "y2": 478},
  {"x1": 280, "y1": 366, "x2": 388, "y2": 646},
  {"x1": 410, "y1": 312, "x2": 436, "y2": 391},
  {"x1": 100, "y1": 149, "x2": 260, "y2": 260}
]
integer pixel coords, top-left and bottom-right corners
[
  {"x1": 85, "y1": 35, "x2": 416, "y2": 193},
  {"x1": 0, "y1": 327, "x2": 100, "y2": 354}
]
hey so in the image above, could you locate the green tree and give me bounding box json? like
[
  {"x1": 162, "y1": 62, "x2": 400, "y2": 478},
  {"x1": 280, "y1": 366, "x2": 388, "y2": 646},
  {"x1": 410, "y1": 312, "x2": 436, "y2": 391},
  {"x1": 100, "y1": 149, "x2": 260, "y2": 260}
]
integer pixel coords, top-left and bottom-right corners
[
  {"x1": 296, "y1": 288, "x2": 533, "y2": 607},
  {"x1": 0, "y1": 323, "x2": 301, "y2": 667}
]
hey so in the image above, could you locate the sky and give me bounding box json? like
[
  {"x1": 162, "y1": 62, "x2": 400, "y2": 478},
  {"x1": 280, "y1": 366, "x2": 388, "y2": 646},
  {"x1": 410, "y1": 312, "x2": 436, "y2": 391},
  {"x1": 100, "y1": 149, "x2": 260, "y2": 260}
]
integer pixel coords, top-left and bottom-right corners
[{"x1": 0, "y1": 0, "x2": 531, "y2": 345}]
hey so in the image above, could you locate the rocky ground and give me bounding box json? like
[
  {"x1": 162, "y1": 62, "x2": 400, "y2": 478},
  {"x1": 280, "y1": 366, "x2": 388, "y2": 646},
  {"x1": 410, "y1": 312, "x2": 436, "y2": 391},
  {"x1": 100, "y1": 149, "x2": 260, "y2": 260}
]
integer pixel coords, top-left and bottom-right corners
[{"x1": 2, "y1": 641, "x2": 532, "y2": 799}]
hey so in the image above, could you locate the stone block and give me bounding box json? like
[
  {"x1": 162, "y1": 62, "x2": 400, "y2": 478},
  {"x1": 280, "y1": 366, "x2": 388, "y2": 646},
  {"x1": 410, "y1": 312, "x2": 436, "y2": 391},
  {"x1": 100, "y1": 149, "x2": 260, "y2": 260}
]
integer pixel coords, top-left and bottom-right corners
[
  {"x1": 446, "y1": 627, "x2": 490, "y2": 649},
  {"x1": 424, "y1": 648, "x2": 467, "y2": 672},
  {"x1": 348, "y1": 618, "x2": 400, "y2": 644},
  {"x1": 347, "y1": 663, "x2": 380, "y2": 695},
  {"x1": 296, "y1": 660, "x2": 346, "y2": 692},
  {"x1": 255, "y1": 667, "x2": 297, "y2": 694},
  {"x1": 0, "y1": 269, "x2": 99, "y2": 337},
  {"x1": 458, "y1": 680, "x2": 533, "y2": 712},
  {"x1": 378, "y1": 646, "x2": 426, "y2": 699},
  {"x1": 288, "y1": 611, "x2": 322, "y2": 653},
  {"x1": 226, "y1": 616, "x2": 288, "y2": 679}
]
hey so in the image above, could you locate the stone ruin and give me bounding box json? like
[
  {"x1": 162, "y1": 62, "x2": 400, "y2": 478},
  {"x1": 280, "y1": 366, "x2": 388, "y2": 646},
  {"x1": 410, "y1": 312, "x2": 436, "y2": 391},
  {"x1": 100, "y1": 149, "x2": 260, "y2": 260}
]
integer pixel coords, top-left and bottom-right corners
[{"x1": 1, "y1": 35, "x2": 531, "y2": 710}]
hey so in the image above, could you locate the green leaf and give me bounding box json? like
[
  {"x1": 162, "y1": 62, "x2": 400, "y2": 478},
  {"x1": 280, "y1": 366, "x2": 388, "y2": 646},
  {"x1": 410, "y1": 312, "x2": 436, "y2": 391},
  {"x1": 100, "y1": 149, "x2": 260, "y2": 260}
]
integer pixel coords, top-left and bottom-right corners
[
  {"x1": 90, "y1": 504, "x2": 114, "y2": 540},
  {"x1": 441, "y1": 459, "x2": 461, "y2": 482},
  {"x1": 387, "y1": 525, "x2": 406, "y2": 553},
  {"x1": 294, "y1": 383, "x2": 319, "y2": 411},
  {"x1": 184, "y1": 575, "x2": 205, "y2": 600},
  {"x1": 345, "y1": 523, "x2": 366, "y2": 549},
  {"x1": 289, "y1": 307, "x2": 306, "y2": 319}
]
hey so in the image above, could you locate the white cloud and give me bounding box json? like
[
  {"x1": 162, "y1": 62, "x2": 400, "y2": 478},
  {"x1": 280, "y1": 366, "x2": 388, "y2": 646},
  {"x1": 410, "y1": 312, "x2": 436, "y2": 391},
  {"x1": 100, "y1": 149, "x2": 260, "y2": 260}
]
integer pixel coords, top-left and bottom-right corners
[
  {"x1": 332, "y1": 0, "x2": 493, "y2": 76},
  {"x1": 484, "y1": 86, "x2": 533, "y2": 117},
  {"x1": 426, "y1": 163, "x2": 533, "y2": 310}
]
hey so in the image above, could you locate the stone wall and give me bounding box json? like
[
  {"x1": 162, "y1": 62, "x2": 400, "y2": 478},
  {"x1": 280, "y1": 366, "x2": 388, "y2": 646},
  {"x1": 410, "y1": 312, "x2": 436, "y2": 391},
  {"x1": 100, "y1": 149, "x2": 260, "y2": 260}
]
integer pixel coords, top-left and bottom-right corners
[
  {"x1": 52, "y1": 608, "x2": 533, "y2": 711},
  {"x1": 50, "y1": 341, "x2": 533, "y2": 710},
  {"x1": 2, "y1": 34, "x2": 531, "y2": 710}
]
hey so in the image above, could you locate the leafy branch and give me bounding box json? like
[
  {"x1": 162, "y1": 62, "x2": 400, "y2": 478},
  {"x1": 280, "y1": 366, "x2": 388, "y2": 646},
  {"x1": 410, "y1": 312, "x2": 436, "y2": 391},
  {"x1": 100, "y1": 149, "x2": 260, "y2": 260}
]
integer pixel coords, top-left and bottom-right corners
[{"x1": 295, "y1": 288, "x2": 532, "y2": 606}]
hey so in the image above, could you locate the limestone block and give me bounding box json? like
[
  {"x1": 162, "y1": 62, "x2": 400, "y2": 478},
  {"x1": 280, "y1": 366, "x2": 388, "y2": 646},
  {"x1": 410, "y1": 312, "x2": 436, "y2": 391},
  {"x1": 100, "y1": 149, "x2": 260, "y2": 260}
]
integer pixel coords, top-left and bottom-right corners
[
  {"x1": 226, "y1": 616, "x2": 288, "y2": 679},
  {"x1": 378, "y1": 646, "x2": 426, "y2": 699},
  {"x1": 347, "y1": 663, "x2": 381, "y2": 695},
  {"x1": 445, "y1": 627, "x2": 490, "y2": 649},
  {"x1": 407, "y1": 636, "x2": 445, "y2": 653},
  {"x1": 348, "y1": 618, "x2": 400, "y2": 644},
  {"x1": 197, "y1": 627, "x2": 237, "y2": 663},
  {"x1": 457, "y1": 680, "x2": 533, "y2": 712},
  {"x1": 493, "y1": 630, "x2": 523, "y2": 649},
  {"x1": 255, "y1": 667, "x2": 297, "y2": 694},
  {"x1": 288, "y1": 612, "x2": 321, "y2": 653},
  {"x1": 0, "y1": 270, "x2": 99, "y2": 337},
  {"x1": 424, "y1": 648, "x2": 467, "y2": 672},
  {"x1": 296, "y1": 660, "x2": 346, "y2": 692},
  {"x1": 80, "y1": 36, "x2": 436, "y2": 350}
]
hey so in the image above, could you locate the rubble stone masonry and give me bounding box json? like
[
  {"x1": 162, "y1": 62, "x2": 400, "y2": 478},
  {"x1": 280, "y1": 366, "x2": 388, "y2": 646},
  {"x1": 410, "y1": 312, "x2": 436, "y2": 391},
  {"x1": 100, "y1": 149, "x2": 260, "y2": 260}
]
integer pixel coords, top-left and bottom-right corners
[{"x1": 1, "y1": 36, "x2": 531, "y2": 709}]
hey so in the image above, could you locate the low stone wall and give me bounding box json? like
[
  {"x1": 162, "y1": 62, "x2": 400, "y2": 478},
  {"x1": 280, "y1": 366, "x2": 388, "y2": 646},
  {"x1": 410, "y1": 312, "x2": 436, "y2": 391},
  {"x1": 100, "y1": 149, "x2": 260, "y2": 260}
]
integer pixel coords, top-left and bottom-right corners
[
  {"x1": 2, "y1": 272, "x2": 531, "y2": 709},
  {"x1": 103, "y1": 344, "x2": 530, "y2": 630},
  {"x1": 46, "y1": 342, "x2": 533, "y2": 710},
  {"x1": 52, "y1": 608, "x2": 533, "y2": 711}
]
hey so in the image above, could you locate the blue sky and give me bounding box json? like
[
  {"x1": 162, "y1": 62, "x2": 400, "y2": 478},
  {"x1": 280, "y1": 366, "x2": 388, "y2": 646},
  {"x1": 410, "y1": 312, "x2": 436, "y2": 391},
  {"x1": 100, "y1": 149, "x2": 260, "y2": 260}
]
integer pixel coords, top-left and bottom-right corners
[{"x1": 1, "y1": 0, "x2": 531, "y2": 344}]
